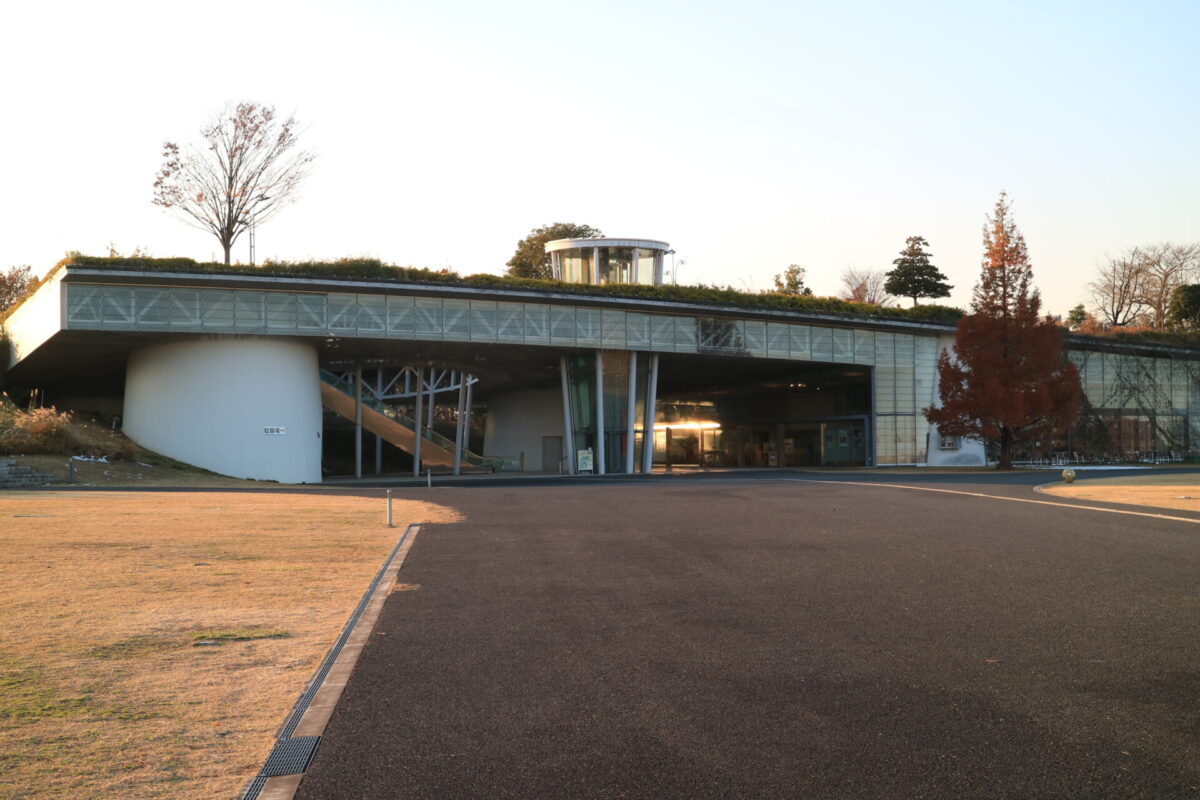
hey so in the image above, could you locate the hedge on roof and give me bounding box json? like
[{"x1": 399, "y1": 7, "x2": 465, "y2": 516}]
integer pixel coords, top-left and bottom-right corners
[
  {"x1": 10, "y1": 255, "x2": 1200, "y2": 349},
  {"x1": 51, "y1": 255, "x2": 966, "y2": 325}
]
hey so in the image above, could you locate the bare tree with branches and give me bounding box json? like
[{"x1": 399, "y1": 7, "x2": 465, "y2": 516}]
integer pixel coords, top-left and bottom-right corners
[
  {"x1": 1135, "y1": 242, "x2": 1200, "y2": 329},
  {"x1": 838, "y1": 267, "x2": 892, "y2": 305},
  {"x1": 153, "y1": 102, "x2": 315, "y2": 265},
  {"x1": 1089, "y1": 248, "x2": 1150, "y2": 328}
]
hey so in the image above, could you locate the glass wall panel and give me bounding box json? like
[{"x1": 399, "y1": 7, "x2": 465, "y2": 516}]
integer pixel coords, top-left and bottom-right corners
[
  {"x1": 560, "y1": 248, "x2": 593, "y2": 284},
  {"x1": 600, "y1": 247, "x2": 634, "y2": 285},
  {"x1": 637, "y1": 250, "x2": 657, "y2": 285}
]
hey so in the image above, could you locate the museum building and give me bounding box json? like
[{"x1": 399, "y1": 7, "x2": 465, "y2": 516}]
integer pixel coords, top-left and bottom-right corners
[{"x1": 3, "y1": 239, "x2": 1198, "y2": 483}]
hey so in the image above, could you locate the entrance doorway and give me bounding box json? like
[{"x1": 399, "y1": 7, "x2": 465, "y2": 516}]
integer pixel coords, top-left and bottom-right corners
[{"x1": 542, "y1": 435, "x2": 563, "y2": 473}]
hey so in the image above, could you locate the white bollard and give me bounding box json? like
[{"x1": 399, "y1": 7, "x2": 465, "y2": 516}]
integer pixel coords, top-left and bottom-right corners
[
  {"x1": 427, "y1": 468, "x2": 432, "y2": 489},
  {"x1": 386, "y1": 489, "x2": 394, "y2": 527}
]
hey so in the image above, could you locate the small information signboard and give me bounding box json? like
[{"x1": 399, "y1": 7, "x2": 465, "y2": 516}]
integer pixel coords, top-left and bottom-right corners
[{"x1": 577, "y1": 448, "x2": 594, "y2": 473}]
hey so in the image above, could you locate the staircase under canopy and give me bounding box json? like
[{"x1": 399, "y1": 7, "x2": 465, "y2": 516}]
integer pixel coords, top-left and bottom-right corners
[{"x1": 319, "y1": 370, "x2": 500, "y2": 472}]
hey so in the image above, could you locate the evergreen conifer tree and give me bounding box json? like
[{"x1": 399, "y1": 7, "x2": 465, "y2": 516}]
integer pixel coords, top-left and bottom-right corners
[{"x1": 884, "y1": 236, "x2": 952, "y2": 306}]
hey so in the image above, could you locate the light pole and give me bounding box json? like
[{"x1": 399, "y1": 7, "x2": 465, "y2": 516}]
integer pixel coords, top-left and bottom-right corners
[{"x1": 248, "y1": 195, "x2": 270, "y2": 267}]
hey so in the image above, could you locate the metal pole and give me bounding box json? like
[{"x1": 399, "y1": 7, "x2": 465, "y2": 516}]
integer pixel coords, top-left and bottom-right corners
[
  {"x1": 386, "y1": 489, "x2": 393, "y2": 527},
  {"x1": 595, "y1": 350, "x2": 606, "y2": 475},
  {"x1": 464, "y1": 374, "x2": 475, "y2": 458},
  {"x1": 426, "y1": 369, "x2": 436, "y2": 431},
  {"x1": 560, "y1": 357, "x2": 576, "y2": 475},
  {"x1": 354, "y1": 366, "x2": 363, "y2": 479},
  {"x1": 642, "y1": 353, "x2": 659, "y2": 473},
  {"x1": 624, "y1": 351, "x2": 637, "y2": 474},
  {"x1": 375, "y1": 369, "x2": 383, "y2": 474},
  {"x1": 453, "y1": 377, "x2": 466, "y2": 475},
  {"x1": 413, "y1": 367, "x2": 424, "y2": 477}
]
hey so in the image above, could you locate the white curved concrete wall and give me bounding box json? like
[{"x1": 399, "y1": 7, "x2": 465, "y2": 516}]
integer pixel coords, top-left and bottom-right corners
[{"x1": 124, "y1": 337, "x2": 323, "y2": 483}]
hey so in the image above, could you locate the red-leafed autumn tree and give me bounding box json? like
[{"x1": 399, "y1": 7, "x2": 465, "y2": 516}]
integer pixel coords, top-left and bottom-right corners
[{"x1": 926, "y1": 193, "x2": 1080, "y2": 469}]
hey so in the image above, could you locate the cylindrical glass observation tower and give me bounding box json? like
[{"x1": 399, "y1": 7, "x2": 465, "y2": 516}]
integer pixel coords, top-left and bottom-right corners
[
  {"x1": 542, "y1": 237, "x2": 671, "y2": 475},
  {"x1": 545, "y1": 238, "x2": 671, "y2": 286}
]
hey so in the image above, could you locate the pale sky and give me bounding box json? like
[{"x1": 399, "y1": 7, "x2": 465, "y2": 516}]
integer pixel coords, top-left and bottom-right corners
[{"x1": 2, "y1": 0, "x2": 1197, "y2": 317}]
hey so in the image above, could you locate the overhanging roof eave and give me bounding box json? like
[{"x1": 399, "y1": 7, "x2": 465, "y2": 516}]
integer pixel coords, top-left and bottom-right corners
[{"x1": 59, "y1": 267, "x2": 959, "y2": 337}]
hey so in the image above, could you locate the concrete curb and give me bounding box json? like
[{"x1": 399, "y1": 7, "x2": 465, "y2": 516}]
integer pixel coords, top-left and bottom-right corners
[{"x1": 240, "y1": 524, "x2": 422, "y2": 800}]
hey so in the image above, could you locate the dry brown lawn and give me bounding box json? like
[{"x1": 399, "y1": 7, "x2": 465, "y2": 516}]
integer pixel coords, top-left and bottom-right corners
[
  {"x1": 0, "y1": 490, "x2": 461, "y2": 800},
  {"x1": 1042, "y1": 471, "x2": 1200, "y2": 512}
]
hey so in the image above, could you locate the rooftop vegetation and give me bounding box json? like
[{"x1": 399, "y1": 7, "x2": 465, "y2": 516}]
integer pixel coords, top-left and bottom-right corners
[
  {"x1": 7, "y1": 256, "x2": 1200, "y2": 351},
  {"x1": 40, "y1": 255, "x2": 966, "y2": 325}
]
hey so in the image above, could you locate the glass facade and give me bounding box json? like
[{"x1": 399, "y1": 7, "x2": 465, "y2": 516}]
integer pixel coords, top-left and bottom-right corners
[
  {"x1": 560, "y1": 249, "x2": 592, "y2": 284},
  {"x1": 600, "y1": 247, "x2": 634, "y2": 285},
  {"x1": 654, "y1": 367, "x2": 872, "y2": 467},
  {"x1": 551, "y1": 246, "x2": 662, "y2": 285},
  {"x1": 1061, "y1": 348, "x2": 1200, "y2": 461},
  {"x1": 564, "y1": 350, "x2": 652, "y2": 473}
]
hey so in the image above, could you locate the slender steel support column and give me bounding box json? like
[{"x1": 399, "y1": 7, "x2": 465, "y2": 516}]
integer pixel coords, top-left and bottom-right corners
[
  {"x1": 426, "y1": 369, "x2": 436, "y2": 430},
  {"x1": 595, "y1": 350, "x2": 606, "y2": 475},
  {"x1": 375, "y1": 369, "x2": 383, "y2": 474},
  {"x1": 413, "y1": 367, "x2": 424, "y2": 477},
  {"x1": 641, "y1": 353, "x2": 659, "y2": 473},
  {"x1": 559, "y1": 357, "x2": 576, "y2": 475},
  {"x1": 464, "y1": 373, "x2": 475, "y2": 461},
  {"x1": 354, "y1": 366, "x2": 363, "y2": 479},
  {"x1": 453, "y1": 379, "x2": 466, "y2": 475},
  {"x1": 624, "y1": 351, "x2": 637, "y2": 474}
]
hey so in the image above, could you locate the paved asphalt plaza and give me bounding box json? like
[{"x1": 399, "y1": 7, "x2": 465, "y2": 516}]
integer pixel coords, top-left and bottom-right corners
[{"x1": 295, "y1": 471, "x2": 1200, "y2": 799}]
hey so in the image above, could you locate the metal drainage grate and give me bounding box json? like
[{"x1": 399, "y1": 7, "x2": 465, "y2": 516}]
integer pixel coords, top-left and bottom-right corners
[
  {"x1": 261, "y1": 736, "x2": 322, "y2": 777},
  {"x1": 276, "y1": 523, "x2": 416, "y2": 740},
  {"x1": 239, "y1": 776, "x2": 269, "y2": 800}
]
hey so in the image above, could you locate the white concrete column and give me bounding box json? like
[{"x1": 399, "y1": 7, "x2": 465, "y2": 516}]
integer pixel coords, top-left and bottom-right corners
[
  {"x1": 426, "y1": 369, "x2": 436, "y2": 430},
  {"x1": 595, "y1": 350, "x2": 606, "y2": 475},
  {"x1": 375, "y1": 369, "x2": 383, "y2": 474},
  {"x1": 464, "y1": 373, "x2": 475, "y2": 457},
  {"x1": 592, "y1": 246, "x2": 600, "y2": 284},
  {"x1": 625, "y1": 351, "x2": 637, "y2": 474},
  {"x1": 453, "y1": 377, "x2": 466, "y2": 475},
  {"x1": 560, "y1": 357, "x2": 576, "y2": 475},
  {"x1": 354, "y1": 366, "x2": 363, "y2": 479},
  {"x1": 413, "y1": 367, "x2": 424, "y2": 477},
  {"x1": 632, "y1": 247, "x2": 640, "y2": 284},
  {"x1": 642, "y1": 353, "x2": 659, "y2": 473}
]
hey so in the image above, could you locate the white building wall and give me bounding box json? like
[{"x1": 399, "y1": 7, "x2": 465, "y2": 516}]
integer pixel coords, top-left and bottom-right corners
[
  {"x1": 483, "y1": 388, "x2": 566, "y2": 471},
  {"x1": 4, "y1": 271, "x2": 62, "y2": 369},
  {"x1": 123, "y1": 337, "x2": 323, "y2": 483},
  {"x1": 924, "y1": 332, "x2": 988, "y2": 466}
]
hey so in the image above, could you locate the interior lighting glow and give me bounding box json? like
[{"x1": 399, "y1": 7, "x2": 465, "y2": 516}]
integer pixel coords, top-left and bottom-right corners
[{"x1": 653, "y1": 422, "x2": 722, "y2": 430}]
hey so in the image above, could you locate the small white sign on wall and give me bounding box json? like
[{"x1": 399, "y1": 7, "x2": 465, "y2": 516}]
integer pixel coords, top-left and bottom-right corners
[{"x1": 263, "y1": 426, "x2": 288, "y2": 436}]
